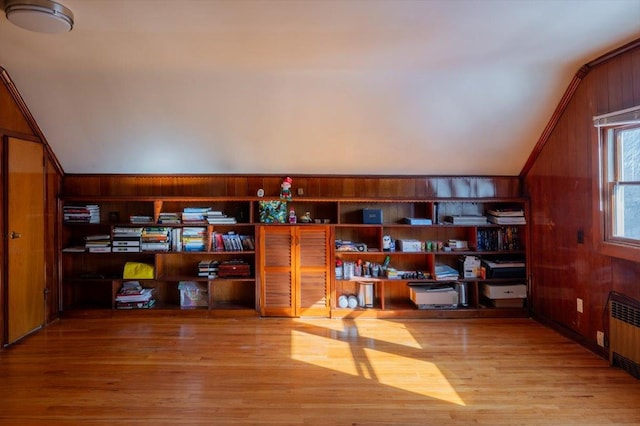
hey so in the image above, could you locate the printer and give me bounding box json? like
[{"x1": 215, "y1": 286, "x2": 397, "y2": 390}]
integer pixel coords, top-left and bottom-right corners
[{"x1": 481, "y1": 259, "x2": 525, "y2": 279}]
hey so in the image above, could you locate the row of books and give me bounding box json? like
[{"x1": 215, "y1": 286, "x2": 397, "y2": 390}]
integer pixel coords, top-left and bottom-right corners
[
  {"x1": 64, "y1": 228, "x2": 254, "y2": 253},
  {"x1": 476, "y1": 227, "x2": 521, "y2": 251}
]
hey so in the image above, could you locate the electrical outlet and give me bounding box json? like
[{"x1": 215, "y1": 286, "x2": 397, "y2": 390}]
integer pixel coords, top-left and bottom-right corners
[
  {"x1": 597, "y1": 331, "x2": 605, "y2": 347},
  {"x1": 577, "y1": 298, "x2": 583, "y2": 313},
  {"x1": 297, "y1": 188, "x2": 304, "y2": 196}
]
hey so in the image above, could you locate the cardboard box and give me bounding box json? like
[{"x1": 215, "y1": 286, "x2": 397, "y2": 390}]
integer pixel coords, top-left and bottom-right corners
[
  {"x1": 362, "y1": 208, "x2": 383, "y2": 224},
  {"x1": 481, "y1": 283, "x2": 526, "y2": 299}
]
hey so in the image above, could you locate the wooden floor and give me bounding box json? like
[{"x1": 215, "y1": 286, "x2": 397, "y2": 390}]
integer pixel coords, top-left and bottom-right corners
[{"x1": 1, "y1": 317, "x2": 639, "y2": 425}]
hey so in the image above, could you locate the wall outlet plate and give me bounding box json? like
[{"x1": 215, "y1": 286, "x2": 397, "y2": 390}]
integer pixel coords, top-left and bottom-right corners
[
  {"x1": 597, "y1": 331, "x2": 605, "y2": 347},
  {"x1": 577, "y1": 298, "x2": 583, "y2": 313}
]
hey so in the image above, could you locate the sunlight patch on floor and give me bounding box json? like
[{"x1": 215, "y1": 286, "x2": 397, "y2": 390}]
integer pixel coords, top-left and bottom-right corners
[
  {"x1": 363, "y1": 347, "x2": 466, "y2": 406},
  {"x1": 290, "y1": 328, "x2": 465, "y2": 406}
]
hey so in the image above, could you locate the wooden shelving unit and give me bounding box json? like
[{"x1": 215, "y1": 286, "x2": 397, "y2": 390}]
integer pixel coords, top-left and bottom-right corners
[{"x1": 59, "y1": 194, "x2": 529, "y2": 319}]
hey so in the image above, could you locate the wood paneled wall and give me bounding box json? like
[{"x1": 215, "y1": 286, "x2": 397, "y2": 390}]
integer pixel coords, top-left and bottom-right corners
[
  {"x1": 523, "y1": 43, "x2": 640, "y2": 354},
  {"x1": 62, "y1": 174, "x2": 521, "y2": 199}
]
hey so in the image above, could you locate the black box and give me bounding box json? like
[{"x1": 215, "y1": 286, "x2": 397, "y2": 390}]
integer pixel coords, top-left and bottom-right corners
[{"x1": 362, "y1": 208, "x2": 383, "y2": 224}]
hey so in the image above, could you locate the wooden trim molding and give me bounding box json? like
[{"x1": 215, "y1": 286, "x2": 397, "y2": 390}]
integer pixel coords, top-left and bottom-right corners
[{"x1": 0, "y1": 67, "x2": 64, "y2": 176}]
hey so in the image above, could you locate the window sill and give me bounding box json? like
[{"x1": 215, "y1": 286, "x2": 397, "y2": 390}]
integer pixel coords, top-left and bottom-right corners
[{"x1": 598, "y1": 240, "x2": 640, "y2": 263}]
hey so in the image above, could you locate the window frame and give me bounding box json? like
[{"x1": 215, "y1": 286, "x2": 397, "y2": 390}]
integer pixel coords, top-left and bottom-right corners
[{"x1": 594, "y1": 107, "x2": 640, "y2": 262}]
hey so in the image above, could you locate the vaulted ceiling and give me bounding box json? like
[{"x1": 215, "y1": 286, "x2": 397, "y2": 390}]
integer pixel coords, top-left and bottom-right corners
[{"x1": 1, "y1": 0, "x2": 639, "y2": 175}]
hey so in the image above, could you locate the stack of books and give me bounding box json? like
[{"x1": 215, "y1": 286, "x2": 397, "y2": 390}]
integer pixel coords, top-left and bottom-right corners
[
  {"x1": 130, "y1": 215, "x2": 154, "y2": 224},
  {"x1": 64, "y1": 204, "x2": 100, "y2": 223},
  {"x1": 198, "y1": 260, "x2": 220, "y2": 278},
  {"x1": 434, "y1": 264, "x2": 460, "y2": 281},
  {"x1": 157, "y1": 212, "x2": 181, "y2": 224},
  {"x1": 84, "y1": 234, "x2": 111, "y2": 252},
  {"x1": 182, "y1": 207, "x2": 210, "y2": 224},
  {"x1": 486, "y1": 209, "x2": 526, "y2": 225},
  {"x1": 115, "y1": 281, "x2": 155, "y2": 309},
  {"x1": 206, "y1": 210, "x2": 237, "y2": 224},
  {"x1": 112, "y1": 227, "x2": 142, "y2": 253},
  {"x1": 182, "y1": 227, "x2": 207, "y2": 252},
  {"x1": 141, "y1": 227, "x2": 170, "y2": 251}
]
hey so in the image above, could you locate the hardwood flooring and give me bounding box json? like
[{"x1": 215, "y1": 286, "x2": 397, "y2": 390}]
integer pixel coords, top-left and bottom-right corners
[{"x1": 0, "y1": 317, "x2": 638, "y2": 425}]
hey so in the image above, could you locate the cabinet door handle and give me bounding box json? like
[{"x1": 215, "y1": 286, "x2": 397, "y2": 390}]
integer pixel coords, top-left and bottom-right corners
[{"x1": 10, "y1": 231, "x2": 22, "y2": 239}]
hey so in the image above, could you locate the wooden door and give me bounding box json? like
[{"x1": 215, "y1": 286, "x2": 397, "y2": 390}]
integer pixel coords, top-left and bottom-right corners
[
  {"x1": 297, "y1": 226, "x2": 331, "y2": 317},
  {"x1": 7, "y1": 137, "x2": 45, "y2": 343},
  {"x1": 259, "y1": 226, "x2": 295, "y2": 317}
]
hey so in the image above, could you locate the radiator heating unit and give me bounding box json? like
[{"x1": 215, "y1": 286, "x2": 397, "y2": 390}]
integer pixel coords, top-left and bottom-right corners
[{"x1": 609, "y1": 293, "x2": 640, "y2": 379}]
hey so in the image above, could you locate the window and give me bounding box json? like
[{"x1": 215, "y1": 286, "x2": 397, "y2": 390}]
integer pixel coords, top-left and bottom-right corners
[
  {"x1": 594, "y1": 106, "x2": 640, "y2": 261},
  {"x1": 606, "y1": 126, "x2": 640, "y2": 240}
]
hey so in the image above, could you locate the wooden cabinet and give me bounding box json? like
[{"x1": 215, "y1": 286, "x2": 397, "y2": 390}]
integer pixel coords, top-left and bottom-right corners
[
  {"x1": 60, "y1": 197, "x2": 257, "y2": 317},
  {"x1": 258, "y1": 225, "x2": 332, "y2": 317}
]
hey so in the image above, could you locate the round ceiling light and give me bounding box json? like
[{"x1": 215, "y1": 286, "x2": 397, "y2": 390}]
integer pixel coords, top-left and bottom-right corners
[{"x1": 4, "y1": 0, "x2": 74, "y2": 33}]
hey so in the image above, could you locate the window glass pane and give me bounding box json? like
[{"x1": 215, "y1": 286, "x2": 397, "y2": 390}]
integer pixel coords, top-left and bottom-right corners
[
  {"x1": 619, "y1": 128, "x2": 640, "y2": 181},
  {"x1": 614, "y1": 184, "x2": 640, "y2": 239}
]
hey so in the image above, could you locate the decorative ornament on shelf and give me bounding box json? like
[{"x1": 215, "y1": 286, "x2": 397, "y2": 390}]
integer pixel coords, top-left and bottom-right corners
[
  {"x1": 300, "y1": 211, "x2": 313, "y2": 223},
  {"x1": 280, "y1": 177, "x2": 293, "y2": 201},
  {"x1": 289, "y1": 209, "x2": 297, "y2": 224},
  {"x1": 257, "y1": 188, "x2": 264, "y2": 197}
]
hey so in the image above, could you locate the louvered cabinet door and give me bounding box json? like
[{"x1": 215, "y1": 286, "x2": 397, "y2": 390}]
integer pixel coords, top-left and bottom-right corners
[
  {"x1": 297, "y1": 226, "x2": 331, "y2": 317},
  {"x1": 259, "y1": 226, "x2": 296, "y2": 317}
]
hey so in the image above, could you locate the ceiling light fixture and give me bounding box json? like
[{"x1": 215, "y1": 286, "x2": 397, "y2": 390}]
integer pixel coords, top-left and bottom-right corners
[{"x1": 4, "y1": 0, "x2": 74, "y2": 33}]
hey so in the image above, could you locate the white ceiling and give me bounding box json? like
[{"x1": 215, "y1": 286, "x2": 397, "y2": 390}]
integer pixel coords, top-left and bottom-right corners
[{"x1": 1, "y1": 0, "x2": 639, "y2": 175}]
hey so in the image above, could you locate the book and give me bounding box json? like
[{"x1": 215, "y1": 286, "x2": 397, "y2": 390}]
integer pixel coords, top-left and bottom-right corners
[
  {"x1": 487, "y1": 209, "x2": 524, "y2": 217},
  {"x1": 487, "y1": 216, "x2": 526, "y2": 225}
]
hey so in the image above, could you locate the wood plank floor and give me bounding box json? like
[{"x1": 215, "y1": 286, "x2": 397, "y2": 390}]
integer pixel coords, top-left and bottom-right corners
[{"x1": 0, "y1": 317, "x2": 639, "y2": 425}]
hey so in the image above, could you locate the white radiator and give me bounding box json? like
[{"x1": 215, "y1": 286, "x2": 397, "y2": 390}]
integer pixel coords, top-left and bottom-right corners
[{"x1": 609, "y1": 294, "x2": 640, "y2": 379}]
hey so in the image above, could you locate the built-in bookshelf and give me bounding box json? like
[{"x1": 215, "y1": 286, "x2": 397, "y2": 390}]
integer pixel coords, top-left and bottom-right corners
[{"x1": 60, "y1": 194, "x2": 529, "y2": 319}]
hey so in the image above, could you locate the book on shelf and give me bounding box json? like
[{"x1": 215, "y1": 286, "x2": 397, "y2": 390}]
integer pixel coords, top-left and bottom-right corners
[
  {"x1": 88, "y1": 246, "x2": 111, "y2": 253},
  {"x1": 84, "y1": 234, "x2": 111, "y2": 241},
  {"x1": 486, "y1": 209, "x2": 524, "y2": 217},
  {"x1": 487, "y1": 216, "x2": 526, "y2": 225},
  {"x1": 112, "y1": 240, "x2": 141, "y2": 247},
  {"x1": 62, "y1": 246, "x2": 86, "y2": 253},
  {"x1": 433, "y1": 264, "x2": 460, "y2": 281},
  {"x1": 444, "y1": 215, "x2": 488, "y2": 225},
  {"x1": 111, "y1": 246, "x2": 141, "y2": 253},
  {"x1": 198, "y1": 260, "x2": 219, "y2": 278},
  {"x1": 130, "y1": 215, "x2": 154, "y2": 224},
  {"x1": 116, "y1": 299, "x2": 156, "y2": 309}
]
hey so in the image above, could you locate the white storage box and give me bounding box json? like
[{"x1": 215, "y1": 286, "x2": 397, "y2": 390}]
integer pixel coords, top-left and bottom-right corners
[
  {"x1": 481, "y1": 283, "x2": 526, "y2": 299},
  {"x1": 178, "y1": 281, "x2": 209, "y2": 308},
  {"x1": 409, "y1": 285, "x2": 458, "y2": 309},
  {"x1": 396, "y1": 239, "x2": 422, "y2": 252}
]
